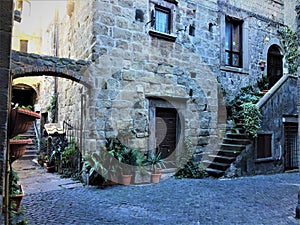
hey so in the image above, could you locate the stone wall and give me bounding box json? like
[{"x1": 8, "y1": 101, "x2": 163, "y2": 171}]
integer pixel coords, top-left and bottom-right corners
[
  {"x1": 256, "y1": 75, "x2": 297, "y2": 174},
  {"x1": 35, "y1": 0, "x2": 298, "y2": 160},
  {"x1": 0, "y1": 0, "x2": 13, "y2": 219}
]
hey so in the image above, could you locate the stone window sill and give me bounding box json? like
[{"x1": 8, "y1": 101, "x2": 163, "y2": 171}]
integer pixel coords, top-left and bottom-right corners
[
  {"x1": 220, "y1": 65, "x2": 249, "y2": 75},
  {"x1": 149, "y1": 30, "x2": 177, "y2": 42}
]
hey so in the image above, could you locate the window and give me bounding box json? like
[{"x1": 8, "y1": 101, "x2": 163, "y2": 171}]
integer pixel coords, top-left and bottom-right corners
[
  {"x1": 256, "y1": 134, "x2": 272, "y2": 159},
  {"x1": 225, "y1": 17, "x2": 242, "y2": 67},
  {"x1": 20, "y1": 39, "x2": 28, "y2": 52},
  {"x1": 154, "y1": 5, "x2": 171, "y2": 34},
  {"x1": 148, "y1": 0, "x2": 177, "y2": 42}
]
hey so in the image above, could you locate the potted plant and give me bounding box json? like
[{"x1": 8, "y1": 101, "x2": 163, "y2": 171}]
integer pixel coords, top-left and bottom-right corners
[
  {"x1": 9, "y1": 105, "x2": 41, "y2": 138},
  {"x1": 257, "y1": 75, "x2": 269, "y2": 94},
  {"x1": 9, "y1": 136, "x2": 32, "y2": 162},
  {"x1": 145, "y1": 152, "x2": 164, "y2": 183},
  {"x1": 10, "y1": 169, "x2": 24, "y2": 212}
]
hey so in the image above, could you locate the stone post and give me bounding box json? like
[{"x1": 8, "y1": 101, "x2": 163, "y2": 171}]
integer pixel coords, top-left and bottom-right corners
[
  {"x1": 295, "y1": 3, "x2": 300, "y2": 220},
  {"x1": 0, "y1": 0, "x2": 13, "y2": 223}
]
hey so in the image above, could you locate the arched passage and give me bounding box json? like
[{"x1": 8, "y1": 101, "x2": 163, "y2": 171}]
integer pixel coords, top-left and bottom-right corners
[{"x1": 267, "y1": 44, "x2": 283, "y2": 89}]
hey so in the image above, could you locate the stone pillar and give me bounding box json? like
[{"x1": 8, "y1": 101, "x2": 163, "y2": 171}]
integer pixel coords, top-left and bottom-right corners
[
  {"x1": 0, "y1": 0, "x2": 13, "y2": 222},
  {"x1": 295, "y1": 4, "x2": 300, "y2": 220}
]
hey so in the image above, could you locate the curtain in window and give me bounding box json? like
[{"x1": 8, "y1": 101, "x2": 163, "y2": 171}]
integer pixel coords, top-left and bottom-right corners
[{"x1": 155, "y1": 10, "x2": 169, "y2": 33}]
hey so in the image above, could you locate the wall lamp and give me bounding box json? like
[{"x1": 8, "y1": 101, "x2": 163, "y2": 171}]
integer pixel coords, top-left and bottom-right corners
[{"x1": 259, "y1": 61, "x2": 266, "y2": 71}]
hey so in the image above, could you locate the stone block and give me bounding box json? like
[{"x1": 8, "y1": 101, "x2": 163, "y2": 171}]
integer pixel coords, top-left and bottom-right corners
[{"x1": 134, "y1": 171, "x2": 151, "y2": 184}]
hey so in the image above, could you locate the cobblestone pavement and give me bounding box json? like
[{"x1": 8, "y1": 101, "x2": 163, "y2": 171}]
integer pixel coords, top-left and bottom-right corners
[{"x1": 15, "y1": 160, "x2": 300, "y2": 225}]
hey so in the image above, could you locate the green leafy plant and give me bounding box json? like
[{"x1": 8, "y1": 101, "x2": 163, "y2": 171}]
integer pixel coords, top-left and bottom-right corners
[
  {"x1": 82, "y1": 152, "x2": 109, "y2": 185},
  {"x1": 257, "y1": 75, "x2": 269, "y2": 91},
  {"x1": 279, "y1": 27, "x2": 299, "y2": 75},
  {"x1": 240, "y1": 102, "x2": 261, "y2": 137},
  {"x1": 10, "y1": 169, "x2": 22, "y2": 196},
  {"x1": 174, "y1": 161, "x2": 208, "y2": 179},
  {"x1": 227, "y1": 85, "x2": 262, "y2": 122},
  {"x1": 144, "y1": 152, "x2": 164, "y2": 174},
  {"x1": 46, "y1": 95, "x2": 58, "y2": 123}
]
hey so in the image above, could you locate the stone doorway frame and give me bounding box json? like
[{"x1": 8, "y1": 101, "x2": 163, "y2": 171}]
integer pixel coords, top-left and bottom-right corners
[{"x1": 147, "y1": 96, "x2": 187, "y2": 165}]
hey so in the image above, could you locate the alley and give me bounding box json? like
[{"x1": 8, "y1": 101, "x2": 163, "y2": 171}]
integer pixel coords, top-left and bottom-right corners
[{"x1": 13, "y1": 160, "x2": 300, "y2": 225}]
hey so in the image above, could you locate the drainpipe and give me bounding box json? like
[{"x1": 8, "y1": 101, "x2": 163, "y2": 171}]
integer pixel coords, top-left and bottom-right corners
[{"x1": 53, "y1": 8, "x2": 59, "y2": 122}]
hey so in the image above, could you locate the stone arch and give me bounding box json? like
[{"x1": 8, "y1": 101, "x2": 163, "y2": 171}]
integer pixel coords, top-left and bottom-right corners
[
  {"x1": 10, "y1": 50, "x2": 93, "y2": 88},
  {"x1": 11, "y1": 66, "x2": 93, "y2": 88}
]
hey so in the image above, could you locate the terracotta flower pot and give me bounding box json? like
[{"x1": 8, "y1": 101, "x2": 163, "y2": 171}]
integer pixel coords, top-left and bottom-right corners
[
  {"x1": 121, "y1": 174, "x2": 132, "y2": 186},
  {"x1": 151, "y1": 173, "x2": 161, "y2": 184},
  {"x1": 9, "y1": 139, "x2": 32, "y2": 161},
  {"x1": 9, "y1": 108, "x2": 41, "y2": 138},
  {"x1": 11, "y1": 184, "x2": 24, "y2": 212}
]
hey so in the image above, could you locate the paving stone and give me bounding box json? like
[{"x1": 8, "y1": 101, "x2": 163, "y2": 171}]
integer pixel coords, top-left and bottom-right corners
[{"x1": 11, "y1": 160, "x2": 300, "y2": 224}]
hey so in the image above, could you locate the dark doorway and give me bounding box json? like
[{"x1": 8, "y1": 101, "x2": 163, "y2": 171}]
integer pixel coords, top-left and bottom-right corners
[
  {"x1": 267, "y1": 45, "x2": 283, "y2": 89},
  {"x1": 284, "y1": 122, "x2": 298, "y2": 170},
  {"x1": 155, "y1": 107, "x2": 179, "y2": 161},
  {"x1": 12, "y1": 84, "x2": 37, "y2": 109}
]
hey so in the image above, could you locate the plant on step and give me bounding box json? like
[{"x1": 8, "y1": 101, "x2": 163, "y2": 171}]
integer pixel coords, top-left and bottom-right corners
[
  {"x1": 257, "y1": 75, "x2": 269, "y2": 91},
  {"x1": 227, "y1": 85, "x2": 262, "y2": 123},
  {"x1": 174, "y1": 161, "x2": 208, "y2": 179},
  {"x1": 240, "y1": 102, "x2": 261, "y2": 137}
]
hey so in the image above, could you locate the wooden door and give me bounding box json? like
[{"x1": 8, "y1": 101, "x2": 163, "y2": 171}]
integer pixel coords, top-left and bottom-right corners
[
  {"x1": 155, "y1": 108, "x2": 178, "y2": 160},
  {"x1": 284, "y1": 123, "x2": 298, "y2": 170}
]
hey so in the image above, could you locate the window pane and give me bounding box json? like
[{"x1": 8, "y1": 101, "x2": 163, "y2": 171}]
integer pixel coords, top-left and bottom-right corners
[
  {"x1": 225, "y1": 22, "x2": 231, "y2": 50},
  {"x1": 257, "y1": 134, "x2": 272, "y2": 158},
  {"x1": 225, "y1": 52, "x2": 230, "y2": 65},
  {"x1": 232, "y1": 23, "x2": 240, "y2": 52},
  {"x1": 232, "y1": 53, "x2": 240, "y2": 67},
  {"x1": 155, "y1": 9, "x2": 169, "y2": 33}
]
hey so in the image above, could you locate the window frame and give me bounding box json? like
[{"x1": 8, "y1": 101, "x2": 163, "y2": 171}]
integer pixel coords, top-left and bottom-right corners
[
  {"x1": 255, "y1": 132, "x2": 274, "y2": 162},
  {"x1": 148, "y1": 0, "x2": 177, "y2": 42},
  {"x1": 220, "y1": 15, "x2": 249, "y2": 74},
  {"x1": 20, "y1": 39, "x2": 28, "y2": 52},
  {"x1": 225, "y1": 16, "x2": 243, "y2": 68}
]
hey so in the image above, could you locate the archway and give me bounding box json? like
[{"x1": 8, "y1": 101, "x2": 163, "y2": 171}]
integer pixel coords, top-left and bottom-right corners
[
  {"x1": 267, "y1": 45, "x2": 283, "y2": 89},
  {"x1": 12, "y1": 83, "x2": 37, "y2": 110}
]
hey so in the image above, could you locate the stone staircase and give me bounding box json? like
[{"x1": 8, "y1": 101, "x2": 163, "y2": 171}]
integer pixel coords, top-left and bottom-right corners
[
  {"x1": 203, "y1": 124, "x2": 252, "y2": 178},
  {"x1": 19, "y1": 124, "x2": 37, "y2": 160}
]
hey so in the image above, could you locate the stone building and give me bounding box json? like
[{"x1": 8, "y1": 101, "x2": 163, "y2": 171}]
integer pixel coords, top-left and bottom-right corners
[{"x1": 9, "y1": 0, "x2": 300, "y2": 177}]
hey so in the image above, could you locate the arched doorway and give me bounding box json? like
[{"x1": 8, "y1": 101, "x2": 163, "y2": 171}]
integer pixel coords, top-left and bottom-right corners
[
  {"x1": 267, "y1": 45, "x2": 283, "y2": 89},
  {"x1": 12, "y1": 83, "x2": 37, "y2": 109}
]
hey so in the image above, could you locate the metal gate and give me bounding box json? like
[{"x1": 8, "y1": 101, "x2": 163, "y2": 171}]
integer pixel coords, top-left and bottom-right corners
[{"x1": 284, "y1": 122, "x2": 298, "y2": 170}]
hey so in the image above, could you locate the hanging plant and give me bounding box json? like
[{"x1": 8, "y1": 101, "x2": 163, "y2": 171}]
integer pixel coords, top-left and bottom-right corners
[{"x1": 278, "y1": 27, "x2": 299, "y2": 75}]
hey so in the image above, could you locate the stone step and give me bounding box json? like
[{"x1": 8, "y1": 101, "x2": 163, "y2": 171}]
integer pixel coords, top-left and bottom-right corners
[
  {"x1": 207, "y1": 155, "x2": 236, "y2": 164},
  {"x1": 203, "y1": 160, "x2": 229, "y2": 171},
  {"x1": 220, "y1": 143, "x2": 245, "y2": 151},
  {"x1": 217, "y1": 149, "x2": 241, "y2": 157},
  {"x1": 226, "y1": 133, "x2": 250, "y2": 139},
  {"x1": 223, "y1": 138, "x2": 251, "y2": 145},
  {"x1": 205, "y1": 168, "x2": 224, "y2": 178}
]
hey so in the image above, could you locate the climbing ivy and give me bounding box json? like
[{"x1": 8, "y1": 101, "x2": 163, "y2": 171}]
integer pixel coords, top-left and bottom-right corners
[{"x1": 279, "y1": 27, "x2": 299, "y2": 75}]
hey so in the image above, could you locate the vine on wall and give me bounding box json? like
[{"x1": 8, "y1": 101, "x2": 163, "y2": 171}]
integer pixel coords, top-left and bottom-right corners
[
  {"x1": 47, "y1": 95, "x2": 58, "y2": 123},
  {"x1": 279, "y1": 27, "x2": 299, "y2": 75}
]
